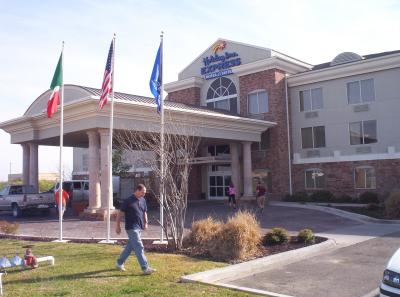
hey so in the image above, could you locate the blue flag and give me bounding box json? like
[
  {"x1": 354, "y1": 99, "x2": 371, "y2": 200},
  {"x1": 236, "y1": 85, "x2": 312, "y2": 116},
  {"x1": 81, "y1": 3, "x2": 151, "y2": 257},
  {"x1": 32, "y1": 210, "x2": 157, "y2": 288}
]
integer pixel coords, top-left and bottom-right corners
[{"x1": 149, "y1": 42, "x2": 162, "y2": 113}]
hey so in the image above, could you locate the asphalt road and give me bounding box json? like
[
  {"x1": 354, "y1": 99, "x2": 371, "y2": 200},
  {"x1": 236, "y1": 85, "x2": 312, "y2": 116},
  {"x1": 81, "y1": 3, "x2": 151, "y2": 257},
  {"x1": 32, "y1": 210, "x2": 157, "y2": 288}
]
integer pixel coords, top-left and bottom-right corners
[
  {"x1": 228, "y1": 231, "x2": 400, "y2": 297},
  {"x1": 0, "y1": 202, "x2": 358, "y2": 239}
]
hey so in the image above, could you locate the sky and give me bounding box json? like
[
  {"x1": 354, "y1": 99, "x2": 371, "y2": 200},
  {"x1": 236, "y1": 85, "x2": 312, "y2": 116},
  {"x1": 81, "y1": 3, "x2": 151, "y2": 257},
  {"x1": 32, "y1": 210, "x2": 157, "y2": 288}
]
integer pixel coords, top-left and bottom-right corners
[{"x1": 0, "y1": 0, "x2": 399, "y2": 181}]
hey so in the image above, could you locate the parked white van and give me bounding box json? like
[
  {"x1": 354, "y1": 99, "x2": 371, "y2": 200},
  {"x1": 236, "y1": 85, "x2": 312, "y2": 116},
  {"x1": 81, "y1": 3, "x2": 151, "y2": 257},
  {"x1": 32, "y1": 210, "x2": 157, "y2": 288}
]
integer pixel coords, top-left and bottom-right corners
[{"x1": 53, "y1": 180, "x2": 89, "y2": 205}]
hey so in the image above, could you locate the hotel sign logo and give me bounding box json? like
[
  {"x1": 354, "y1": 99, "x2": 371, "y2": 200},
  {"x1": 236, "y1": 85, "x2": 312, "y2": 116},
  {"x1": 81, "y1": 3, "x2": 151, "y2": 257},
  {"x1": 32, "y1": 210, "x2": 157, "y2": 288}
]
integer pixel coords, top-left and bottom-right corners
[{"x1": 201, "y1": 41, "x2": 242, "y2": 80}]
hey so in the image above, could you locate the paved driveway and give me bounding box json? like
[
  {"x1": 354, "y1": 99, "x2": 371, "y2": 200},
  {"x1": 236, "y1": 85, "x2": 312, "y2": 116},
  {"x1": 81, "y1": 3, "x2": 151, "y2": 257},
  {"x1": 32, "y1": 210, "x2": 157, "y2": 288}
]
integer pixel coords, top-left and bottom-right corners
[
  {"x1": 228, "y1": 230, "x2": 400, "y2": 297},
  {"x1": 0, "y1": 201, "x2": 358, "y2": 239}
]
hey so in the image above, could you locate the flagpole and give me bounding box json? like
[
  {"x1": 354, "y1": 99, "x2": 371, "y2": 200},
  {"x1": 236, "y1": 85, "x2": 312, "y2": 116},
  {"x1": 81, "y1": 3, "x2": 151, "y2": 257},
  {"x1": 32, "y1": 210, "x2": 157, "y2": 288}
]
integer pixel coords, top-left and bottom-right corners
[
  {"x1": 106, "y1": 34, "x2": 116, "y2": 244},
  {"x1": 58, "y1": 41, "x2": 65, "y2": 242},
  {"x1": 160, "y1": 31, "x2": 165, "y2": 243}
]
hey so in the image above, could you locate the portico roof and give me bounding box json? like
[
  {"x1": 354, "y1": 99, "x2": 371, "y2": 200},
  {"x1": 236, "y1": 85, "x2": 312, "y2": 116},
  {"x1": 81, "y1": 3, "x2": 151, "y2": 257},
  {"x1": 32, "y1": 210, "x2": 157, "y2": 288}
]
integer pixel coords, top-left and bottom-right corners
[{"x1": 0, "y1": 85, "x2": 275, "y2": 147}]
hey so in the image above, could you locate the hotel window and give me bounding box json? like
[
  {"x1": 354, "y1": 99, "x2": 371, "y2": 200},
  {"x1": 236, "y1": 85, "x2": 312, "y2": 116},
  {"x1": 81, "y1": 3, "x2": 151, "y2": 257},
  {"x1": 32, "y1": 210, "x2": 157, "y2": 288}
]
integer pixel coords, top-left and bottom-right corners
[
  {"x1": 347, "y1": 78, "x2": 375, "y2": 104},
  {"x1": 354, "y1": 167, "x2": 376, "y2": 189},
  {"x1": 299, "y1": 88, "x2": 323, "y2": 111},
  {"x1": 301, "y1": 126, "x2": 326, "y2": 149},
  {"x1": 349, "y1": 120, "x2": 377, "y2": 145},
  {"x1": 305, "y1": 169, "x2": 325, "y2": 189},
  {"x1": 206, "y1": 77, "x2": 237, "y2": 113},
  {"x1": 248, "y1": 90, "x2": 268, "y2": 114}
]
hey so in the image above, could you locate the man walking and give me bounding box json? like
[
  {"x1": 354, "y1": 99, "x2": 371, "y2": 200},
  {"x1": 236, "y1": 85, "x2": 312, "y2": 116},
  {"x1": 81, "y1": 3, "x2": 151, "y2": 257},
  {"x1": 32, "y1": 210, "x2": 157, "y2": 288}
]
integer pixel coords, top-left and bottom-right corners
[{"x1": 115, "y1": 184, "x2": 156, "y2": 274}]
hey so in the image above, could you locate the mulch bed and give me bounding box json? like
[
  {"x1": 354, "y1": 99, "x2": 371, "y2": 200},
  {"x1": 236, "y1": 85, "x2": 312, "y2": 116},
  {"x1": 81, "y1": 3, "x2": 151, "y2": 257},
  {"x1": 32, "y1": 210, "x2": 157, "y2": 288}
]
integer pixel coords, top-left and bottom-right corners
[{"x1": 143, "y1": 236, "x2": 327, "y2": 264}]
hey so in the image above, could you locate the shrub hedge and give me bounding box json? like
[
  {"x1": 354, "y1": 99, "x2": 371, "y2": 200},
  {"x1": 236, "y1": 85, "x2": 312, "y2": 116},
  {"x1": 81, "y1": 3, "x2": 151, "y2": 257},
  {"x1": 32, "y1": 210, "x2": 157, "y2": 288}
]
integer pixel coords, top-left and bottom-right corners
[
  {"x1": 262, "y1": 228, "x2": 290, "y2": 246},
  {"x1": 297, "y1": 229, "x2": 315, "y2": 244}
]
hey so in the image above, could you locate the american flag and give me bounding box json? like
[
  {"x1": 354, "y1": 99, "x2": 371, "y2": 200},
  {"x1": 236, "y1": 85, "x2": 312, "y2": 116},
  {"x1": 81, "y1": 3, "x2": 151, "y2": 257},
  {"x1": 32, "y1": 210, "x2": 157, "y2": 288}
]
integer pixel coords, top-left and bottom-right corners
[{"x1": 99, "y1": 39, "x2": 114, "y2": 109}]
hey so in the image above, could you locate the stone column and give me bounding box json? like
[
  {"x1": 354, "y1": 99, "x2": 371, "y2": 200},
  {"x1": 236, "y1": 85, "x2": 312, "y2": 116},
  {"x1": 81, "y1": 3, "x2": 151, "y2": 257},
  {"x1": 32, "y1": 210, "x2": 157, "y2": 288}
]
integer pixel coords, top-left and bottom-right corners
[
  {"x1": 28, "y1": 143, "x2": 39, "y2": 191},
  {"x1": 86, "y1": 130, "x2": 101, "y2": 212},
  {"x1": 242, "y1": 141, "x2": 253, "y2": 197},
  {"x1": 230, "y1": 142, "x2": 240, "y2": 194},
  {"x1": 22, "y1": 144, "x2": 30, "y2": 185},
  {"x1": 99, "y1": 129, "x2": 114, "y2": 211}
]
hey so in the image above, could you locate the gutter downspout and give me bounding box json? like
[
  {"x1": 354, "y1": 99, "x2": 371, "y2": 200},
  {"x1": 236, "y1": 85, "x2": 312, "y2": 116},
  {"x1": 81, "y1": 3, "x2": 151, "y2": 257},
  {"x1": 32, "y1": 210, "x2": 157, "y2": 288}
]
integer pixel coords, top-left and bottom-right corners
[{"x1": 284, "y1": 74, "x2": 293, "y2": 195}]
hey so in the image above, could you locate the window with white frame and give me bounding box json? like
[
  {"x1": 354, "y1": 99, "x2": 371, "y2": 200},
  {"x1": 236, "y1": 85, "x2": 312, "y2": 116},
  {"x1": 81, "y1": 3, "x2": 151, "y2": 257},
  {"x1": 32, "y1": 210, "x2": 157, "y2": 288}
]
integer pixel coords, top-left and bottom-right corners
[
  {"x1": 206, "y1": 77, "x2": 237, "y2": 113},
  {"x1": 248, "y1": 90, "x2": 268, "y2": 114},
  {"x1": 349, "y1": 120, "x2": 377, "y2": 145},
  {"x1": 347, "y1": 78, "x2": 375, "y2": 104},
  {"x1": 354, "y1": 167, "x2": 376, "y2": 189},
  {"x1": 305, "y1": 169, "x2": 325, "y2": 189},
  {"x1": 301, "y1": 126, "x2": 326, "y2": 149},
  {"x1": 299, "y1": 88, "x2": 323, "y2": 111}
]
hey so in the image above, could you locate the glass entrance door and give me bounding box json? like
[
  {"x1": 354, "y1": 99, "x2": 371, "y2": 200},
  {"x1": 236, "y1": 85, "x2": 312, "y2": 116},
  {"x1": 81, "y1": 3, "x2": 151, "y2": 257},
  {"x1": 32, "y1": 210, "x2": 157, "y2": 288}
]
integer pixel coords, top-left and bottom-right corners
[
  {"x1": 209, "y1": 174, "x2": 231, "y2": 200},
  {"x1": 207, "y1": 144, "x2": 232, "y2": 200}
]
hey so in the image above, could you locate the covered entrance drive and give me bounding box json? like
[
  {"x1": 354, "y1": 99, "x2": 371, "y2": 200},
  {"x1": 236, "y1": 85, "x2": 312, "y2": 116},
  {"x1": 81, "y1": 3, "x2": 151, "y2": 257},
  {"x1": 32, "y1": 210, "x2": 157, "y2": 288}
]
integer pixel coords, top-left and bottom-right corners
[{"x1": 0, "y1": 85, "x2": 275, "y2": 215}]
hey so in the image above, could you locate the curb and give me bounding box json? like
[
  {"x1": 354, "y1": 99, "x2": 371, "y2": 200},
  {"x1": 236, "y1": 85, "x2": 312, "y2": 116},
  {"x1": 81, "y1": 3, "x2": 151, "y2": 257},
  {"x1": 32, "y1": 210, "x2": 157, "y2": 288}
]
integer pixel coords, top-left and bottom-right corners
[
  {"x1": 181, "y1": 238, "x2": 336, "y2": 285},
  {"x1": 199, "y1": 282, "x2": 295, "y2": 297},
  {"x1": 270, "y1": 202, "x2": 400, "y2": 224}
]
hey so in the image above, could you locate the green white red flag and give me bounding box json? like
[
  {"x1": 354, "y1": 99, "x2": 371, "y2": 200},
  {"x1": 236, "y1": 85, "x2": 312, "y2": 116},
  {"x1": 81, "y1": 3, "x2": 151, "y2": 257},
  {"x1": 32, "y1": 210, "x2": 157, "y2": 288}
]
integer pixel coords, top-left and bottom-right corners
[{"x1": 47, "y1": 53, "x2": 63, "y2": 118}]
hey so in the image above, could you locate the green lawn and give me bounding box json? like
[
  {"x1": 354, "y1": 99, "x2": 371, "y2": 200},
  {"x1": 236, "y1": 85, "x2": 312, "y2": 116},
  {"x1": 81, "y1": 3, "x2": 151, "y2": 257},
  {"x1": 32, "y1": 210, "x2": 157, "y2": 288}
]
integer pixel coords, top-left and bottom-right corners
[{"x1": 0, "y1": 240, "x2": 254, "y2": 297}]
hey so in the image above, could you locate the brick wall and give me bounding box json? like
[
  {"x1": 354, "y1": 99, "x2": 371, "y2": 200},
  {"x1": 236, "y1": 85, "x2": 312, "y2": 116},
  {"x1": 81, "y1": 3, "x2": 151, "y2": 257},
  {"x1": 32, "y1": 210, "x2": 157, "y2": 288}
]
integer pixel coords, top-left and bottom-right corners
[
  {"x1": 292, "y1": 159, "x2": 400, "y2": 198},
  {"x1": 167, "y1": 87, "x2": 201, "y2": 105},
  {"x1": 188, "y1": 165, "x2": 203, "y2": 200},
  {"x1": 239, "y1": 69, "x2": 290, "y2": 199}
]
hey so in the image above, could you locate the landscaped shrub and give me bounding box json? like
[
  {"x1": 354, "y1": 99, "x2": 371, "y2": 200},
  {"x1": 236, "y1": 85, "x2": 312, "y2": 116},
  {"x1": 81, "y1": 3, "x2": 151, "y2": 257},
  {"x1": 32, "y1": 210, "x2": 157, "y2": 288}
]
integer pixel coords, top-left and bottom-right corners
[
  {"x1": 334, "y1": 194, "x2": 353, "y2": 203},
  {"x1": 366, "y1": 203, "x2": 381, "y2": 211},
  {"x1": 297, "y1": 229, "x2": 315, "y2": 244},
  {"x1": 385, "y1": 191, "x2": 400, "y2": 219},
  {"x1": 210, "y1": 211, "x2": 261, "y2": 261},
  {"x1": 294, "y1": 192, "x2": 310, "y2": 202},
  {"x1": 183, "y1": 217, "x2": 221, "y2": 250},
  {"x1": 284, "y1": 193, "x2": 294, "y2": 202},
  {"x1": 309, "y1": 190, "x2": 334, "y2": 203},
  {"x1": 262, "y1": 228, "x2": 290, "y2": 246},
  {"x1": 359, "y1": 191, "x2": 379, "y2": 204},
  {"x1": 0, "y1": 221, "x2": 20, "y2": 234}
]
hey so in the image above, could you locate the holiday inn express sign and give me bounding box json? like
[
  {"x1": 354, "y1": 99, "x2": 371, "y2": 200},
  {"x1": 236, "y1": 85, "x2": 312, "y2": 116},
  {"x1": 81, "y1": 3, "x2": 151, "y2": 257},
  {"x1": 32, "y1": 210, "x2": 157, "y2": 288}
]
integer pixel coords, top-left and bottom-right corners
[{"x1": 201, "y1": 41, "x2": 242, "y2": 80}]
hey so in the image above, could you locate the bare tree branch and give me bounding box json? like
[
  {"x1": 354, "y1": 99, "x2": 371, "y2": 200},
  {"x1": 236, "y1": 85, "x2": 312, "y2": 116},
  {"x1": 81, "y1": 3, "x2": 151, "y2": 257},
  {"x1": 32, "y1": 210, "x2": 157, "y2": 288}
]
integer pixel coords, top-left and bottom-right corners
[{"x1": 115, "y1": 116, "x2": 199, "y2": 250}]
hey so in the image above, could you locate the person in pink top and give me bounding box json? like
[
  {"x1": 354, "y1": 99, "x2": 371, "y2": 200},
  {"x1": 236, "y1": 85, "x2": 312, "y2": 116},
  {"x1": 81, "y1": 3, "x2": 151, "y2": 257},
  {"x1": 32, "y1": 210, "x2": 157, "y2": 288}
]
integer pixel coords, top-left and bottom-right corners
[{"x1": 228, "y1": 182, "x2": 237, "y2": 208}]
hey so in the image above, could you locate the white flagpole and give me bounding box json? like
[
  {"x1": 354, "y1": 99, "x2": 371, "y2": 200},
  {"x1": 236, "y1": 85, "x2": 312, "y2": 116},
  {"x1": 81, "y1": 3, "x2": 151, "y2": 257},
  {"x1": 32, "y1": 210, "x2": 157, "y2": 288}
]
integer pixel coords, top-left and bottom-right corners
[
  {"x1": 160, "y1": 31, "x2": 165, "y2": 243},
  {"x1": 58, "y1": 41, "x2": 65, "y2": 242},
  {"x1": 106, "y1": 34, "x2": 116, "y2": 243}
]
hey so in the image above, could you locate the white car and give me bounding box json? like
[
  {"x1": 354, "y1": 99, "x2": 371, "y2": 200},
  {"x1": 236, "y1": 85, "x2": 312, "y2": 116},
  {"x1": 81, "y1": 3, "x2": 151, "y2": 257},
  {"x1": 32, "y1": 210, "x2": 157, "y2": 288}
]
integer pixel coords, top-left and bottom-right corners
[{"x1": 381, "y1": 248, "x2": 400, "y2": 297}]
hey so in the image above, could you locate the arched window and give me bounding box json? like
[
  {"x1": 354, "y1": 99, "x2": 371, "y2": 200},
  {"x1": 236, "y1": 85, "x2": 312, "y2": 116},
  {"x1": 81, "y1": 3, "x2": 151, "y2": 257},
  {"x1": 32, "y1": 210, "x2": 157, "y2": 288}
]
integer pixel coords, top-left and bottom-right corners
[{"x1": 206, "y1": 77, "x2": 238, "y2": 113}]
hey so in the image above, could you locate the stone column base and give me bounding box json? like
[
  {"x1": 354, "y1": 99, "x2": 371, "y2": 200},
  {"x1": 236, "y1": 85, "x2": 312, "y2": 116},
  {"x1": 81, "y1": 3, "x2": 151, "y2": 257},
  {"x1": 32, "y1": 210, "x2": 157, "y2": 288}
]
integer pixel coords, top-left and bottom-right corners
[
  {"x1": 80, "y1": 208, "x2": 118, "y2": 221},
  {"x1": 240, "y1": 195, "x2": 256, "y2": 201}
]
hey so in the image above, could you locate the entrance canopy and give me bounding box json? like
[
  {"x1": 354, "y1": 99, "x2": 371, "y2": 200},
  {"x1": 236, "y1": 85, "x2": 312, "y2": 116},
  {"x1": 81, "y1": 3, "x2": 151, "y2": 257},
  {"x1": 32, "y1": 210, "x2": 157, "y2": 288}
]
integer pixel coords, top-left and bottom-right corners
[{"x1": 0, "y1": 84, "x2": 275, "y2": 147}]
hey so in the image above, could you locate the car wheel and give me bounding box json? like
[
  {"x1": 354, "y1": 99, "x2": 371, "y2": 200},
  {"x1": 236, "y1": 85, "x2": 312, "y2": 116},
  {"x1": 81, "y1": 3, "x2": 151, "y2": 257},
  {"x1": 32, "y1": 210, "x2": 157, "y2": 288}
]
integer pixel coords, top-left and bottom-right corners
[{"x1": 12, "y1": 204, "x2": 21, "y2": 218}]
